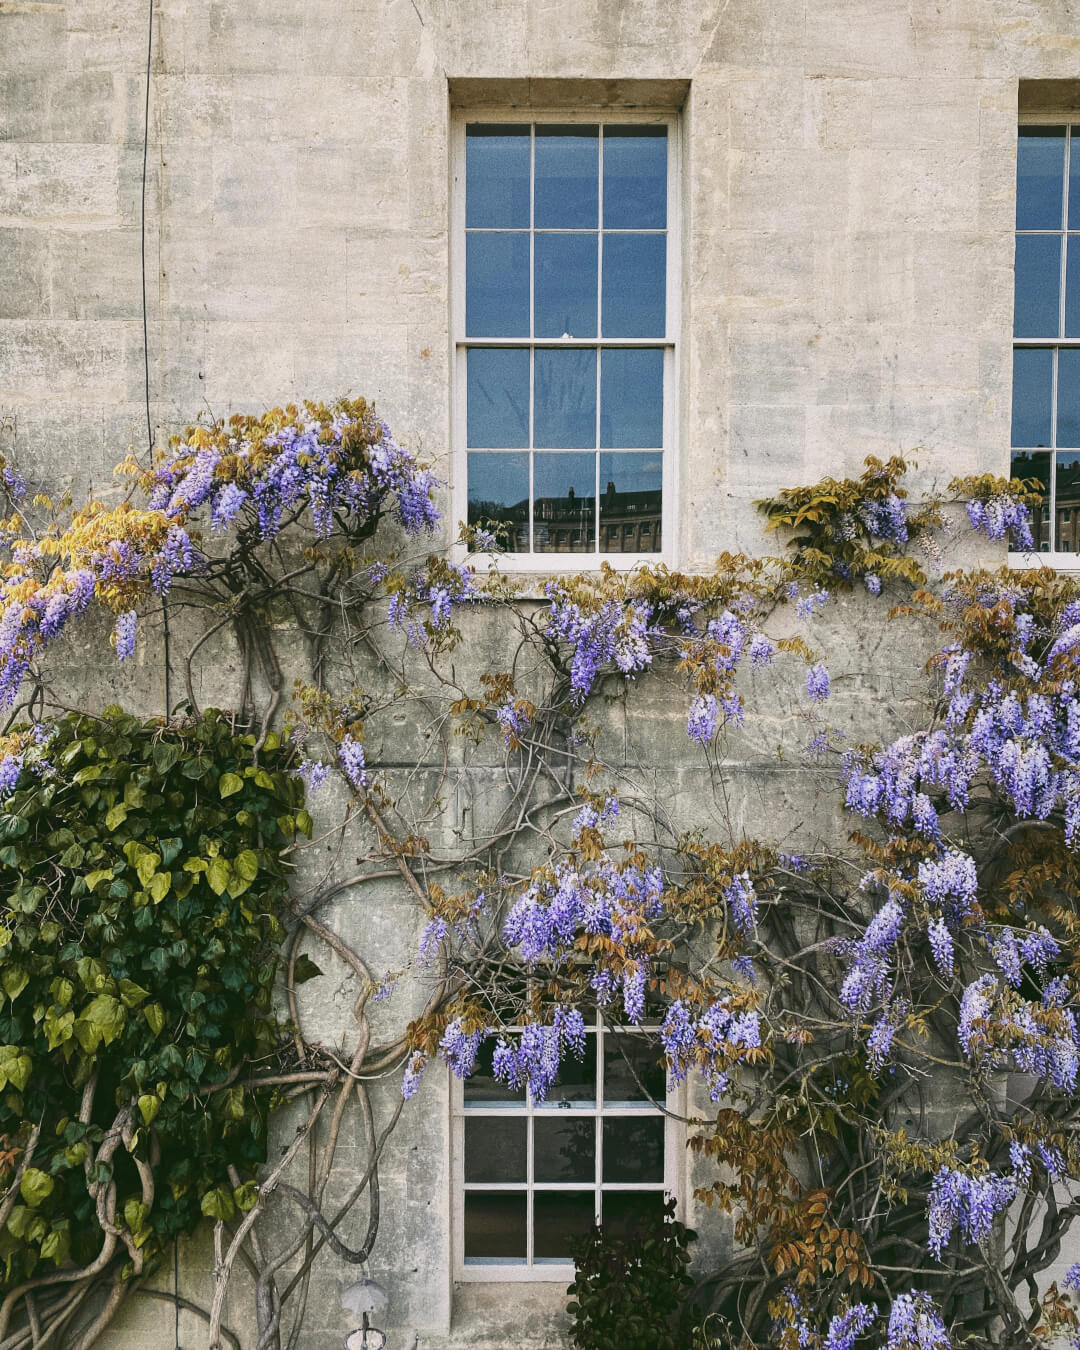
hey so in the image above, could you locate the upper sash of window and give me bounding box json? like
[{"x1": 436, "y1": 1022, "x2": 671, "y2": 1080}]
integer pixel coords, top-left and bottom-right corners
[{"x1": 463, "y1": 123, "x2": 670, "y2": 343}]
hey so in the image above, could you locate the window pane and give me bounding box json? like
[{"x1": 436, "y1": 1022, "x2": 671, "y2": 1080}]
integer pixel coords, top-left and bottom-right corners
[
  {"x1": 603, "y1": 1117, "x2": 664, "y2": 1181},
  {"x1": 602, "y1": 234, "x2": 666, "y2": 337},
  {"x1": 466, "y1": 233, "x2": 530, "y2": 337},
  {"x1": 603, "y1": 1031, "x2": 667, "y2": 1103},
  {"x1": 1069, "y1": 131, "x2": 1080, "y2": 230},
  {"x1": 534, "y1": 1117, "x2": 595, "y2": 1183},
  {"x1": 546, "y1": 1041, "x2": 597, "y2": 1105},
  {"x1": 603, "y1": 127, "x2": 667, "y2": 229},
  {"x1": 533, "y1": 1192, "x2": 595, "y2": 1261},
  {"x1": 468, "y1": 453, "x2": 530, "y2": 553},
  {"x1": 600, "y1": 1190, "x2": 666, "y2": 1239},
  {"x1": 464, "y1": 1036, "x2": 527, "y2": 1103},
  {"x1": 599, "y1": 453, "x2": 662, "y2": 555},
  {"x1": 466, "y1": 125, "x2": 530, "y2": 229},
  {"x1": 1060, "y1": 349, "x2": 1080, "y2": 447},
  {"x1": 535, "y1": 126, "x2": 598, "y2": 229},
  {"x1": 1012, "y1": 347, "x2": 1053, "y2": 448},
  {"x1": 1014, "y1": 234, "x2": 1062, "y2": 338},
  {"x1": 1010, "y1": 451, "x2": 1050, "y2": 551},
  {"x1": 1066, "y1": 236, "x2": 1080, "y2": 338},
  {"x1": 600, "y1": 348, "x2": 663, "y2": 447},
  {"x1": 467, "y1": 348, "x2": 529, "y2": 447},
  {"x1": 464, "y1": 1192, "x2": 527, "y2": 1261},
  {"x1": 533, "y1": 452, "x2": 596, "y2": 554},
  {"x1": 1017, "y1": 126, "x2": 1066, "y2": 231},
  {"x1": 1059, "y1": 453, "x2": 1080, "y2": 540},
  {"x1": 534, "y1": 349, "x2": 597, "y2": 448},
  {"x1": 465, "y1": 1117, "x2": 527, "y2": 1182},
  {"x1": 534, "y1": 233, "x2": 598, "y2": 338}
]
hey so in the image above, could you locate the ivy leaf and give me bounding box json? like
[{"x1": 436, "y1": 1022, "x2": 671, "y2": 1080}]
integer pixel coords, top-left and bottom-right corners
[
  {"x1": 295, "y1": 809, "x2": 313, "y2": 838},
  {"x1": 149, "y1": 872, "x2": 171, "y2": 904},
  {"x1": 218, "y1": 773, "x2": 244, "y2": 799},
  {"x1": 135, "y1": 852, "x2": 161, "y2": 887},
  {"x1": 104, "y1": 803, "x2": 128, "y2": 831},
  {"x1": 73, "y1": 995, "x2": 125, "y2": 1053},
  {"x1": 292, "y1": 955, "x2": 323, "y2": 985},
  {"x1": 116, "y1": 979, "x2": 149, "y2": 1010},
  {"x1": 142, "y1": 1003, "x2": 165, "y2": 1037},
  {"x1": 200, "y1": 1184, "x2": 236, "y2": 1222},
  {"x1": 137, "y1": 1093, "x2": 161, "y2": 1126},
  {"x1": 206, "y1": 858, "x2": 230, "y2": 897},
  {"x1": 233, "y1": 850, "x2": 259, "y2": 882},
  {"x1": 0, "y1": 1046, "x2": 32, "y2": 1092},
  {"x1": 40, "y1": 1223, "x2": 70, "y2": 1265},
  {"x1": 2, "y1": 967, "x2": 28, "y2": 1003},
  {"x1": 43, "y1": 1008, "x2": 74, "y2": 1051},
  {"x1": 233, "y1": 1181, "x2": 259, "y2": 1212},
  {"x1": 19, "y1": 1169, "x2": 54, "y2": 1208},
  {"x1": 152, "y1": 742, "x2": 180, "y2": 774}
]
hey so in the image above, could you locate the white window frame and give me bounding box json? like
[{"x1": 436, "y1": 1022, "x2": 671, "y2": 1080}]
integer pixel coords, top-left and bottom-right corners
[
  {"x1": 449, "y1": 108, "x2": 681, "y2": 573},
  {"x1": 1009, "y1": 115, "x2": 1080, "y2": 571},
  {"x1": 450, "y1": 1015, "x2": 685, "y2": 1283}
]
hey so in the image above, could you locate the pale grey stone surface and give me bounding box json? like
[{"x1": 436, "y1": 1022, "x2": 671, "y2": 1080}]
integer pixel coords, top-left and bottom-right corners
[{"x1": 3, "y1": 0, "x2": 1080, "y2": 1343}]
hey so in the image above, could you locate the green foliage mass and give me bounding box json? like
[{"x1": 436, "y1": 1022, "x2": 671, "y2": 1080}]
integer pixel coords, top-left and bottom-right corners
[
  {"x1": 0, "y1": 708, "x2": 306, "y2": 1289},
  {"x1": 567, "y1": 1200, "x2": 697, "y2": 1350}
]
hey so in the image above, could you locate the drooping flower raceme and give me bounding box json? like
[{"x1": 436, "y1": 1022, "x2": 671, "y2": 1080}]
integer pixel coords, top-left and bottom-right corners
[
  {"x1": 926, "y1": 1165, "x2": 1017, "y2": 1257},
  {"x1": 886, "y1": 1291, "x2": 951, "y2": 1349}
]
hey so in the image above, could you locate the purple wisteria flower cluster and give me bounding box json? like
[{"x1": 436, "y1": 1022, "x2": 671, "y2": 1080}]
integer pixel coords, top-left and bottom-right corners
[
  {"x1": 660, "y1": 996, "x2": 762, "y2": 1101},
  {"x1": 823, "y1": 1302, "x2": 877, "y2": 1350},
  {"x1": 966, "y1": 494, "x2": 1034, "y2": 551},
  {"x1": 149, "y1": 404, "x2": 438, "y2": 542},
  {"x1": 886, "y1": 1291, "x2": 950, "y2": 1349},
  {"x1": 543, "y1": 585, "x2": 657, "y2": 702},
  {"x1": 926, "y1": 1165, "x2": 1017, "y2": 1257},
  {"x1": 502, "y1": 849, "x2": 664, "y2": 1021}
]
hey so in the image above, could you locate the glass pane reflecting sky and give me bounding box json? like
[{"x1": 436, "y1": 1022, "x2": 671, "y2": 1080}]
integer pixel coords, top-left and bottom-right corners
[
  {"x1": 1017, "y1": 127, "x2": 1065, "y2": 231},
  {"x1": 603, "y1": 127, "x2": 667, "y2": 229},
  {"x1": 467, "y1": 349, "x2": 529, "y2": 447},
  {"x1": 535, "y1": 126, "x2": 598, "y2": 228},
  {"x1": 465, "y1": 126, "x2": 530, "y2": 229},
  {"x1": 601, "y1": 349, "x2": 663, "y2": 446}
]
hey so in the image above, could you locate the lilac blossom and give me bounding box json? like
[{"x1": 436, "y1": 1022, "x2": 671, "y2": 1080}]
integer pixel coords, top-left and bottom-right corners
[
  {"x1": 401, "y1": 1050, "x2": 428, "y2": 1100},
  {"x1": 926, "y1": 1165, "x2": 1017, "y2": 1257},
  {"x1": 113, "y1": 610, "x2": 137, "y2": 662},
  {"x1": 687, "y1": 694, "x2": 719, "y2": 745},
  {"x1": 966, "y1": 493, "x2": 1034, "y2": 551},
  {"x1": 439, "y1": 1017, "x2": 486, "y2": 1080},
  {"x1": 806, "y1": 663, "x2": 831, "y2": 701},
  {"x1": 886, "y1": 1291, "x2": 950, "y2": 1349},
  {"x1": 824, "y1": 1303, "x2": 877, "y2": 1350},
  {"x1": 338, "y1": 736, "x2": 368, "y2": 791}
]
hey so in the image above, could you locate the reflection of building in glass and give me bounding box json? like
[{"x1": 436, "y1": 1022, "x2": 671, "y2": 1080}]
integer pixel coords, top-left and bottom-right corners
[
  {"x1": 534, "y1": 484, "x2": 596, "y2": 553},
  {"x1": 468, "y1": 481, "x2": 663, "y2": 554},
  {"x1": 598, "y1": 480, "x2": 662, "y2": 553}
]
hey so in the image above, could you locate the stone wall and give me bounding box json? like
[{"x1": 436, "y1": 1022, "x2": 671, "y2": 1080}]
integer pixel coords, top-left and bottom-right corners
[{"x1": 4, "y1": 0, "x2": 1080, "y2": 1345}]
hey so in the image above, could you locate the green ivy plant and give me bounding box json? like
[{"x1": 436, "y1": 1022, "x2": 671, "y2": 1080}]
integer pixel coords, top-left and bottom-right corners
[
  {"x1": 566, "y1": 1199, "x2": 698, "y2": 1350},
  {"x1": 0, "y1": 708, "x2": 307, "y2": 1291}
]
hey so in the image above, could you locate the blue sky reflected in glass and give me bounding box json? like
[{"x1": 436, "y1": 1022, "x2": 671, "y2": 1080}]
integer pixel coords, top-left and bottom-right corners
[
  {"x1": 1017, "y1": 127, "x2": 1065, "y2": 231},
  {"x1": 534, "y1": 452, "x2": 595, "y2": 500},
  {"x1": 1014, "y1": 234, "x2": 1061, "y2": 338},
  {"x1": 602, "y1": 234, "x2": 666, "y2": 337},
  {"x1": 600, "y1": 349, "x2": 663, "y2": 447},
  {"x1": 534, "y1": 233, "x2": 598, "y2": 338},
  {"x1": 1012, "y1": 347, "x2": 1053, "y2": 447},
  {"x1": 466, "y1": 233, "x2": 529, "y2": 337},
  {"x1": 465, "y1": 126, "x2": 530, "y2": 228},
  {"x1": 535, "y1": 126, "x2": 598, "y2": 229},
  {"x1": 603, "y1": 127, "x2": 667, "y2": 229},
  {"x1": 1058, "y1": 349, "x2": 1080, "y2": 447},
  {"x1": 467, "y1": 349, "x2": 529, "y2": 448},
  {"x1": 534, "y1": 349, "x2": 597, "y2": 448},
  {"x1": 599, "y1": 452, "x2": 661, "y2": 496}
]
